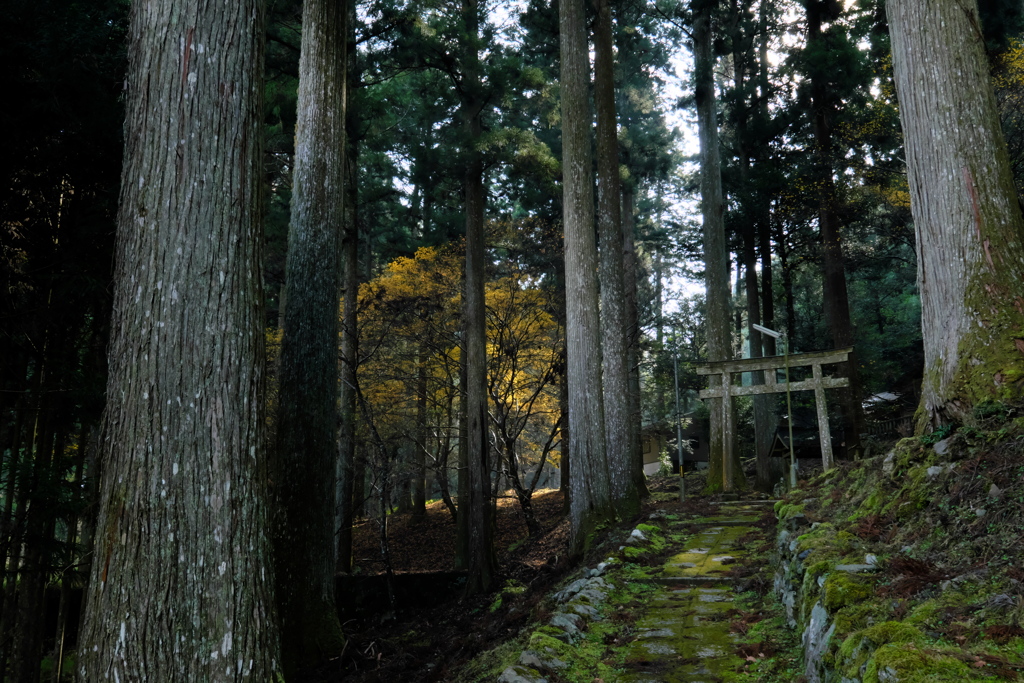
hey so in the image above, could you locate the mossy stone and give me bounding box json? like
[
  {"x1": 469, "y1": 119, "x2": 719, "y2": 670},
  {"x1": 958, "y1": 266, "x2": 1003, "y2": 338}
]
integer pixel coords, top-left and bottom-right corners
[{"x1": 822, "y1": 572, "x2": 873, "y2": 611}]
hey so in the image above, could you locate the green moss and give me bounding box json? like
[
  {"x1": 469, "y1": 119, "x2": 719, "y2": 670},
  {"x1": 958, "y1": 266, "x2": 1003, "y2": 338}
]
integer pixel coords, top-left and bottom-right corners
[
  {"x1": 905, "y1": 599, "x2": 941, "y2": 627},
  {"x1": 807, "y1": 560, "x2": 832, "y2": 577},
  {"x1": 800, "y1": 562, "x2": 830, "y2": 608},
  {"x1": 776, "y1": 503, "x2": 806, "y2": 522},
  {"x1": 832, "y1": 601, "x2": 885, "y2": 636},
  {"x1": 849, "y1": 489, "x2": 885, "y2": 520},
  {"x1": 453, "y1": 631, "x2": 531, "y2": 683},
  {"x1": 864, "y1": 644, "x2": 980, "y2": 683},
  {"x1": 621, "y1": 545, "x2": 646, "y2": 560},
  {"x1": 535, "y1": 625, "x2": 565, "y2": 639},
  {"x1": 837, "y1": 622, "x2": 925, "y2": 680},
  {"x1": 528, "y1": 632, "x2": 573, "y2": 658},
  {"x1": 796, "y1": 523, "x2": 836, "y2": 554},
  {"x1": 822, "y1": 572, "x2": 873, "y2": 611},
  {"x1": 862, "y1": 621, "x2": 923, "y2": 645}
]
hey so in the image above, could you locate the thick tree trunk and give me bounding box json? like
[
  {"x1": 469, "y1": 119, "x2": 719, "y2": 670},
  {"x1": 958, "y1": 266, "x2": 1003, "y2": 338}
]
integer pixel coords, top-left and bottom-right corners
[
  {"x1": 594, "y1": 0, "x2": 639, "y2": 518},
  {"x1": 77, "y1": 0, "x2": 281, "y2": 678},
  {"x1": 888, "y1": 0, "x2": 1024, "y2": 429},
  {"x1": 273, "y1": 0, "x2": 347, "y2": 672},
  {"x1": 561, "y1": 0, "x2": 612, "y2": 552},
  {"x1": 694, "y1": 0, "x2": 737, "y2": 491},
  {"x1": 462, "y1": 0, "x2": 495, "y2": 595},
  {"x1": 337, "y1": 0, "x2": 359, "y2": 575}
]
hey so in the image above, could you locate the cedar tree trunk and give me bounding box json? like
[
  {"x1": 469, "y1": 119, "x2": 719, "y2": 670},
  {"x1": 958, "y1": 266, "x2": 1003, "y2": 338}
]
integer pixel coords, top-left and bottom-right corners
[
  {"x1": 273, "y1": 0, "x2": 346, "y2": 673},
  {"x1": 594, "y1": 0, "x2": 640, "y2": 517},
  {"x1": 76, "y1": 0, "x2": 281, "y2": 679},
  {"x1": 561, "y1": 0, "x2": 613, "y2": 552},
  {"x1": 694, "y1": 0, "x2": 737, "y2": 491},
  {"x1": 888, "y1": 0, "x2": 1024, "y2": 429}
]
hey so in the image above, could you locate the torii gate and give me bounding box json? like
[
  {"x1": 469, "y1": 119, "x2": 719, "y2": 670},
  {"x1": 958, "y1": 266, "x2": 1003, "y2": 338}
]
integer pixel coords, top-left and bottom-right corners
[{"x1": 696, "y1": 347, "x2": 853, "y2": 490}]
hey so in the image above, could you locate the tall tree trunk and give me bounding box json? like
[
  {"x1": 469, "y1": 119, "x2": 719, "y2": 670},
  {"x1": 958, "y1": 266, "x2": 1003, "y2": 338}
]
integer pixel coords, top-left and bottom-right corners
[
  {"x1": 779, "y1": 224, "x2": 796, "y2": 342},
  {"x1": 455, "y1": 345, "x2": 469, "y2": 570},
  {"x1": 694, "y1": 0, "x2": 737, "y2": 491},
  {"x1": 273, "y1": 0, "x2": 347, "y2": 672},
  {"x1": 0, "y1": 398, "x2": 25, "y2": 645},
  {"x1": 594, "y1": 0, "x2": 639, "y2": 518},
  {"x1": 52, "y1": 427, "x2": 89, "y2": 683},
  {"x1": 461, "y1": 0, "x2": 495, "y2": 595},
  {"x1": 561, "y1": 0, "x2": 606, "y2": 552},
  {"x1": 337, "y1": 0, "x2": 359, "y2": 575},
  {"x1": 561, "y1": 0, "x2": 612, "y2": 553},
  {"x1": 622, "y1": 185, "x2": 648, "y2": 497},
  {"x1": 77, "y1": 0, "x2": 281, "y2": 677},
  {"x1": 806, "y1": 2, "x2": 864, "y2": 458},
  {"x1": 888, "y1": 0, "x2": 1024, "y2": 429},
  {"x1": 729, "y1": 6, "x2": 774, "y2": 490}
]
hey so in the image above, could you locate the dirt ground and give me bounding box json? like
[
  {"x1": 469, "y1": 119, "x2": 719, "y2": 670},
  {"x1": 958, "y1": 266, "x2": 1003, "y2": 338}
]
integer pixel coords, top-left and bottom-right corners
[{"x1": 349, "y1": 489, "x2": 571, "y2": 576}]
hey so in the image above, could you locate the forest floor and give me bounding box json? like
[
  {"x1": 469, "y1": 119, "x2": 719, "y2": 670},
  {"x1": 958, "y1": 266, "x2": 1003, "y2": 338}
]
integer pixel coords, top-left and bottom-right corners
[
  {"x1": 310, "y1": 472, "x2": 798, "y2": 683},
  {"x1": 312, "y1": 488, "x2": 577, "y2": 682}
]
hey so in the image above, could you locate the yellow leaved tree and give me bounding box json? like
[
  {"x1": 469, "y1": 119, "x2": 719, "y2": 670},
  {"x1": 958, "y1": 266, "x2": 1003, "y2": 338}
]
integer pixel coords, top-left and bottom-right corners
[{"x1": 353, "y1": 241, "x2": 563, "y2": 545}]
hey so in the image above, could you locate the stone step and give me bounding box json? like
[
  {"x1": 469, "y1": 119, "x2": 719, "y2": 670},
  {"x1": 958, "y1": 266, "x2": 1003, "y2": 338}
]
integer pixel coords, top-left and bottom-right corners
[
  {"x1": 708, "y1": 499, "x2": 780, "y2": 506},
  {"x1": 670, "y1": 519, "x2": 761, "y2": 527},
  {"x1": 644, "y1": 576, "x2": 742, "y2": 586}
]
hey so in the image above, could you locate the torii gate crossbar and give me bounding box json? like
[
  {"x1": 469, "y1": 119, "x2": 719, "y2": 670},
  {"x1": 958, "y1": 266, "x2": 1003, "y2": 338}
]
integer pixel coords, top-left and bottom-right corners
[{"x1": 696, "y1": 347, "x2": 852, "y2": 485}]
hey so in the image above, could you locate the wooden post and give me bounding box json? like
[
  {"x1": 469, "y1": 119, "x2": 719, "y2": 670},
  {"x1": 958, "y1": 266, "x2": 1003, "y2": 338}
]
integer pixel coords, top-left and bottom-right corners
[
  {"x1": 812, "y1": 363, "x2": 834, "y2": 471},
  {"x1": 722, "y1": 370, "x2": 733, "y2": 491}
]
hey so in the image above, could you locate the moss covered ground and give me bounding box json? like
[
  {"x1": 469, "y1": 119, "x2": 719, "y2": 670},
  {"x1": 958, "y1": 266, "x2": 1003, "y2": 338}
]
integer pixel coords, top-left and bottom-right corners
[{"x1": 777, "y1": 399, "x2": 1024, "y2": 681}]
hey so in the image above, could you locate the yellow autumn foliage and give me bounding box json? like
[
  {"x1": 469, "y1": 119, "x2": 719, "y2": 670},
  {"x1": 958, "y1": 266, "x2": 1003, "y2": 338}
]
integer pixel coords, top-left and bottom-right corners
[{"x1": 353, "y1": 244, "x2": 563, "y2": 475}]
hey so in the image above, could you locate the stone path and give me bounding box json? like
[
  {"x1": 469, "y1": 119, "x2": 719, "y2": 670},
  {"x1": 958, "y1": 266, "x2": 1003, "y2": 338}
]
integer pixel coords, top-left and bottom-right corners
[{"x1": 619, "y1": 502, "x2": 775, "y2": 683}]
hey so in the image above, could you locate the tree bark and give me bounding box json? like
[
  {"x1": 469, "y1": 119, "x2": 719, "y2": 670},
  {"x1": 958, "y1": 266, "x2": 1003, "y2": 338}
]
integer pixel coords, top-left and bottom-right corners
[
  {"x1": 888, "y1": 0, "x2": 1024, "y2": 429},
  {"x1": 594, "y1": 0, "x2": 639, "y2": 518},
  {"x1": 273, "y1": 0, "x2": 347, "y2": 672},
  {"x1": 694, "y1": 0, "x2": 737, "y2": 491},
  {"x1": 337, "y1": 0, "x2": 359, "y2": 575},
  {"x1": 561, "y1": 0, "x2": 613, "y2": 552},
  {"x1": 622, "y1": 186, "x2": 648, "y2": 497},
  {"x1": 461, "y1": 0, "x2": 495, "y2": 595},
  {"x1": 77, "y1": 0, "x2": 281, "y2": 678}
]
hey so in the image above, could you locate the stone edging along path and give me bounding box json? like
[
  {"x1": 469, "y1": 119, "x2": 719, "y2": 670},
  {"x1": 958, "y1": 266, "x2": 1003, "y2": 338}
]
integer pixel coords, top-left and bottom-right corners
[{"x1": 498, "y1": 500, "x2": 778, "y2": 683}]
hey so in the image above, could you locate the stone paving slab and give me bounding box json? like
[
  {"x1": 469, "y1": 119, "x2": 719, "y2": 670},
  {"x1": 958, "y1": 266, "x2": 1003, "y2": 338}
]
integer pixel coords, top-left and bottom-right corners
[
  {"x1": 619, "y1": 585, "x2": 746, "y2": 682},
  {"x1": 661, "y1": 524, "x2": 748, "y2": 580},
  {"x1": 618, "y1": 503, "x2": 769, "y2": 682}
]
